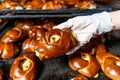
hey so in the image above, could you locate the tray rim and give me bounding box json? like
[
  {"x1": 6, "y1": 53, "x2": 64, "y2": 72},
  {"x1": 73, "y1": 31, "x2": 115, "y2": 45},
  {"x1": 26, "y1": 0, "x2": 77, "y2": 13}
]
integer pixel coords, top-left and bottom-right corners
[{"x1": 0, "y1": 8, "x2": 113, "y2": 18}]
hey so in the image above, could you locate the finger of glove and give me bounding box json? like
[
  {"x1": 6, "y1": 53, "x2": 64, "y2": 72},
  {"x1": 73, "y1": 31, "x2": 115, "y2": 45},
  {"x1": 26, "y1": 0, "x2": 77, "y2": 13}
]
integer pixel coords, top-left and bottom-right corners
[
  {"x1": 71, "y1": 16, "x2": 93, "y2": 30},
  {"x1": 66, "y1": 33, "x2": 93, "y2": 55},
  {"x1": 76, "y1": 33, "x2": 93, "y2": 45},
  {"x1": 53, "y1": 18, "x2": 74, "y2": 29},
  {"x1": 65, "y1": 32, "x2": 93, "y2": 55},
  {"x1": 53, "y1": 16, "x2": 91, "y2": 30},
  {"x1": 66, "y1": 43, "x2": 81, "y2": 55},
  {"x1": 73, "y1": 23, "x2": 97, "y2": 43},
  {"x1": 53, "y1": 17, "x2": 83, "y2": 29}
]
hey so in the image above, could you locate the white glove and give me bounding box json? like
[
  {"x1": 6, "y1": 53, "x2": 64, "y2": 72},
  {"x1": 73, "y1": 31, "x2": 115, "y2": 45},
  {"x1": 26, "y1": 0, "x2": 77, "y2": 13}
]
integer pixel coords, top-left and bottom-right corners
[{"x1": 53, "y1": 12, "x2": 114, "y2": 55}]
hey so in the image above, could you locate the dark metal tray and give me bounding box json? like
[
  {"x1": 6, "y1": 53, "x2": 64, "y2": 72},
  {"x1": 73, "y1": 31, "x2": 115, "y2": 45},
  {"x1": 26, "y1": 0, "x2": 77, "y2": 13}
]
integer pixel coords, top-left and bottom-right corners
[
  {"x1": 0, "y1": 8, "x2": 119, "y2": 80},
  {"x1": 0, "y1": 8, "x2": 112, "y2": 18},
  {"x1": 1, "y1": 18, "x2": 120, "y2": 80}
]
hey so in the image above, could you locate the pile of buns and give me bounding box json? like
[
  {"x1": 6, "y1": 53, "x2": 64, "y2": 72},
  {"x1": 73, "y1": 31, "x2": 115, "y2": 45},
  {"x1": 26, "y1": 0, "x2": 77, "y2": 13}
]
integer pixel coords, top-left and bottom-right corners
[
  {"x1": 69, "y1": 37, "x2": 120, "y2": 80},
  {"x1": 0, "y1": 19, "x2": 120, "y2": 80},
  {"x1": 0, "y1": 19, "x2": 77, "y2": 80},
  {"x1": 0, "y1": 0, "x2": 96, "y2": 10}
]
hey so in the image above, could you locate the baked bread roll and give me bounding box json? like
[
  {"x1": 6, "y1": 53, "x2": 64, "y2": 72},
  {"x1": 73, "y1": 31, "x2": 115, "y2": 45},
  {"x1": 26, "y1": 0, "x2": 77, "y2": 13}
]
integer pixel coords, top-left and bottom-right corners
[
  {"x1": 1, "y1": 27, "x2": 27, "y2": 43},
  {"x1": 75, "y1": 0, "x2": 96, "y2": 9},
  {"x1": 68, "y1": 51, "x2": 100, "y2": 77},
  {"x1": 71, "y1": 74, "x2": 88, "y2": 80},
  {"x1": 42, "y1": 23, "x2": 56, "y2": 31},
  {"x1": 96, "y1": 43, "x2": 120, "y2": 80},
  {"x1": 3, "y1": 0, "x2": 28, "y2": 6},
  {"x1": 35, "y1": 29, "x2": 77, "y2": 60},
  {"x1": 42, "y1": 1, "x2": 65, "y2": 9},
  {"x1": 17, "y1": 0, "x2": 28, "y2": 6},
  {"x1": 24, "y1": 0, "x2": 45, "y2": 10},
  {"x1": 0, "y1": 41, "x2": 19, "y2": 58},
  {"x1": 22, "y1": 39, "x2": 38, "y2": 52},
  {"x1": 15, "y1": 20, "x2": 34, "y2": 31},
  {"x1": 0, "y1": 1, "x2": 23, "y2": 10},
  {"x1": 25, "y1": 20, "x2": 56, "y2": 38},
  {"x1": 10, "y1": 53, "x2": 38, "y2": 80},
  {"x1": 62, "y1": 0, "x2": 79, "y2": 5},
  {"x1": 27, "y1": 27, "x2": 47, "y2": 39}
]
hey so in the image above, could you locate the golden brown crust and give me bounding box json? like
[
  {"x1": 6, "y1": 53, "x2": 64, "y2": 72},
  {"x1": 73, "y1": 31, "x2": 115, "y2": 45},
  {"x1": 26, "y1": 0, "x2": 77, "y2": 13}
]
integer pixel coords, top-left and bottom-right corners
[
  {"x1": 25, "y1": 0, "x2": 45, "y2": 10},
  {"x1": 1, "y1": 27, "x2": 27, "y2": 43},
  {"x1": 4, "y1": 0, "x2": 28, "y2": 6},
  {"x1": 22, "y1": 39, "x2": 38, "y2": 52},
  {"x1": 27, "y1": 27, "x2": 46, "y2": 39},
  {"x1": 18, "y1": 0, "x2": 28, "y2": 6},
  {"x1": 42, "y1": 1, "x2": 65, "y2": 10},
  {"x1": 63, "y1": 0, "x2": 79, "y2": 5},
  {"x1": 69, "y1": 52, "x2": 100, "y2": 77},
  {"x1": 36, "y1": 29, "x2": 77, "y2": 60},
  {"x1": 42, "y1": 23, "x2": 56, "y2": 31},
  {"x1": 71, "y1": 74, "x2": 88, "y2": 80},
  {"x1": 0, "y1": 68, "x2": 3, "y2": 80},
  {"x1": 0, "y1": 41, "x2": 19, "y2": 58},
  {"x1": 96, "y1": 43, "x2": 120, "y2": 80},
  {"x1": 0, "y1": 0, "x2": 97, "y2": 9},
  {"x1": 10, "y1": 53, "x2": 38, "y2": 80},
  {"x1": 36, "y1": 29, "x2": 71, "y2": 58},
  {"x1": 15, "y1": 20, "x2": 34, "y2": 31},
  {"x1": 0, "y1": 1, "x2": 22, "y2": 10},
  {"x1": 75, "y1": 0, "x2": 96, "y2": 9}
]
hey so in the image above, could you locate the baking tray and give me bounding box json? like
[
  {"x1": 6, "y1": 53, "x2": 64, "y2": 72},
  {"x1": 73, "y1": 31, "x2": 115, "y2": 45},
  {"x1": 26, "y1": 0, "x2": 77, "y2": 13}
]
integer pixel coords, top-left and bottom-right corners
[
  {"x1": 0, "y1": 8, "x2": 118, "y2": 80},
  {"x1": 0, "y1": 8, "x2": 112, "y2": 18},
  {"x1": 1, "y1": 18, "x2": 120, "y2": 80}
]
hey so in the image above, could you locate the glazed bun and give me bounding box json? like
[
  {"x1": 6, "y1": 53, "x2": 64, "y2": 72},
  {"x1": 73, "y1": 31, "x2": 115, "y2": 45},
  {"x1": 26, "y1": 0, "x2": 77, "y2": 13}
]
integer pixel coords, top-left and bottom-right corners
[
  {"x1": 42, "y1": 1, "x2": 65, "y2": 10},
  {"x1": 25, "y1": 0, "x2": 45, "y2": 10},
  {"x1": 1, "y1": 27, "x2": 27, "y2": 43},
  {"x1": 10, "y1": 53, "x2": 39, "y2": 80},
  {"x1": 15, "y1": 20, "x2": 34, "y2": 31},
  {"x1": 0, "y1": 41, "x2": 19, "y2": 58},
  {"x1": 22, "y1": 39, "x2": 38, "y2": 52},
  {"x1": 0, "y1": 1, "x2": 23, "y2": 10},
  {"x1": 42, "y1": 23, "x2": 55, "y2": 30},
  {"x1": 96, "y1": 43, "x2": 120, "y2": 80},
  {"x1": 71, "y1": 74, "x2": 88, "y2": 80},
  {"x1": 35, "y1": 29, "x2": 77, "y2": 60},
  {"x1": 68, "y1": 51, "x2": 100, "y2": 77},
  {"x1": 63, "y1": 0, "x2": 79, "y2": 5},
  {"x1": 75, "y1": 0, "x2": 96, "y2": 9},
  {"x1": 27, "y1": 27, "x2": 46, "y2": 39}
]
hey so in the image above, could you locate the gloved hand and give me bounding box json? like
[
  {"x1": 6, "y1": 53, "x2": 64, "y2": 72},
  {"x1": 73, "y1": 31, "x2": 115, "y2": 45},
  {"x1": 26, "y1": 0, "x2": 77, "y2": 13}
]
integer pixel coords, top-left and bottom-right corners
[{"x1": 53, "y1": 12, "x2": 114, "y2": 55}]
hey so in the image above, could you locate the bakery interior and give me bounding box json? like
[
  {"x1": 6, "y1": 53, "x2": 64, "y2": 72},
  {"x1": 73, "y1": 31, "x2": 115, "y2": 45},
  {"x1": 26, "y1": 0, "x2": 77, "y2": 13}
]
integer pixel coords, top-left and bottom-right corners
[{"x1": 0, "y1": 0, "x2": 120, "y2": 80}]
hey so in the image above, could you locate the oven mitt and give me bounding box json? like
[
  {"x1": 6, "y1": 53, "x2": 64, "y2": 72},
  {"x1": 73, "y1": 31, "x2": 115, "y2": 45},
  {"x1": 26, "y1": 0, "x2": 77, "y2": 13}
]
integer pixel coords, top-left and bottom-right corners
[{"x1": 53, "y1": 12, "x2": 114, "y2": 55}]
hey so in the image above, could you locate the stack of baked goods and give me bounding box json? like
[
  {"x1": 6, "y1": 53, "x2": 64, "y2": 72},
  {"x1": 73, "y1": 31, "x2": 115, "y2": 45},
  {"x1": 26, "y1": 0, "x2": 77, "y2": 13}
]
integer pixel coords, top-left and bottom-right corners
[
  {"x1": 69, "y1": 37, "x2": 120, "y2": 80},
  {"x1": 0, "y1": 19, "x2": 77, "y2": 80},
  {"x1": 0, "y1": 24, "x2": 27, "y2": 58},
  {"x1": 0, "y1": 19, "x2": 120, "y2": 80},
  {"x1": 0, "y1": 0, "x2": 96, "y2": 10}
]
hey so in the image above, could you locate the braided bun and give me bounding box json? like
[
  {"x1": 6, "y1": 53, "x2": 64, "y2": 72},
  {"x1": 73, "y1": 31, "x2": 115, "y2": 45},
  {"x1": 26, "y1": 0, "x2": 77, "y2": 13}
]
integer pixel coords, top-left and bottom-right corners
[
  {"x1": 96, "y1": 43, "x2": 120, "y2": 80},
  {"x1": 69, "y1": 51, "x2": 100, "y2": 77},
  {"x1": 10, "y1": 54, "x2": 38, "y2": 80}
]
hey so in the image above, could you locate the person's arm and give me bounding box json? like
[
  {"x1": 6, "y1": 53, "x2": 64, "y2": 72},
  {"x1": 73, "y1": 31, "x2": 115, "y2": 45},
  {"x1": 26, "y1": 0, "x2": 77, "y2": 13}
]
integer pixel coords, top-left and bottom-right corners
[{"x1": 109, "y1": 10, "x2": 120, "y2": 30}]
